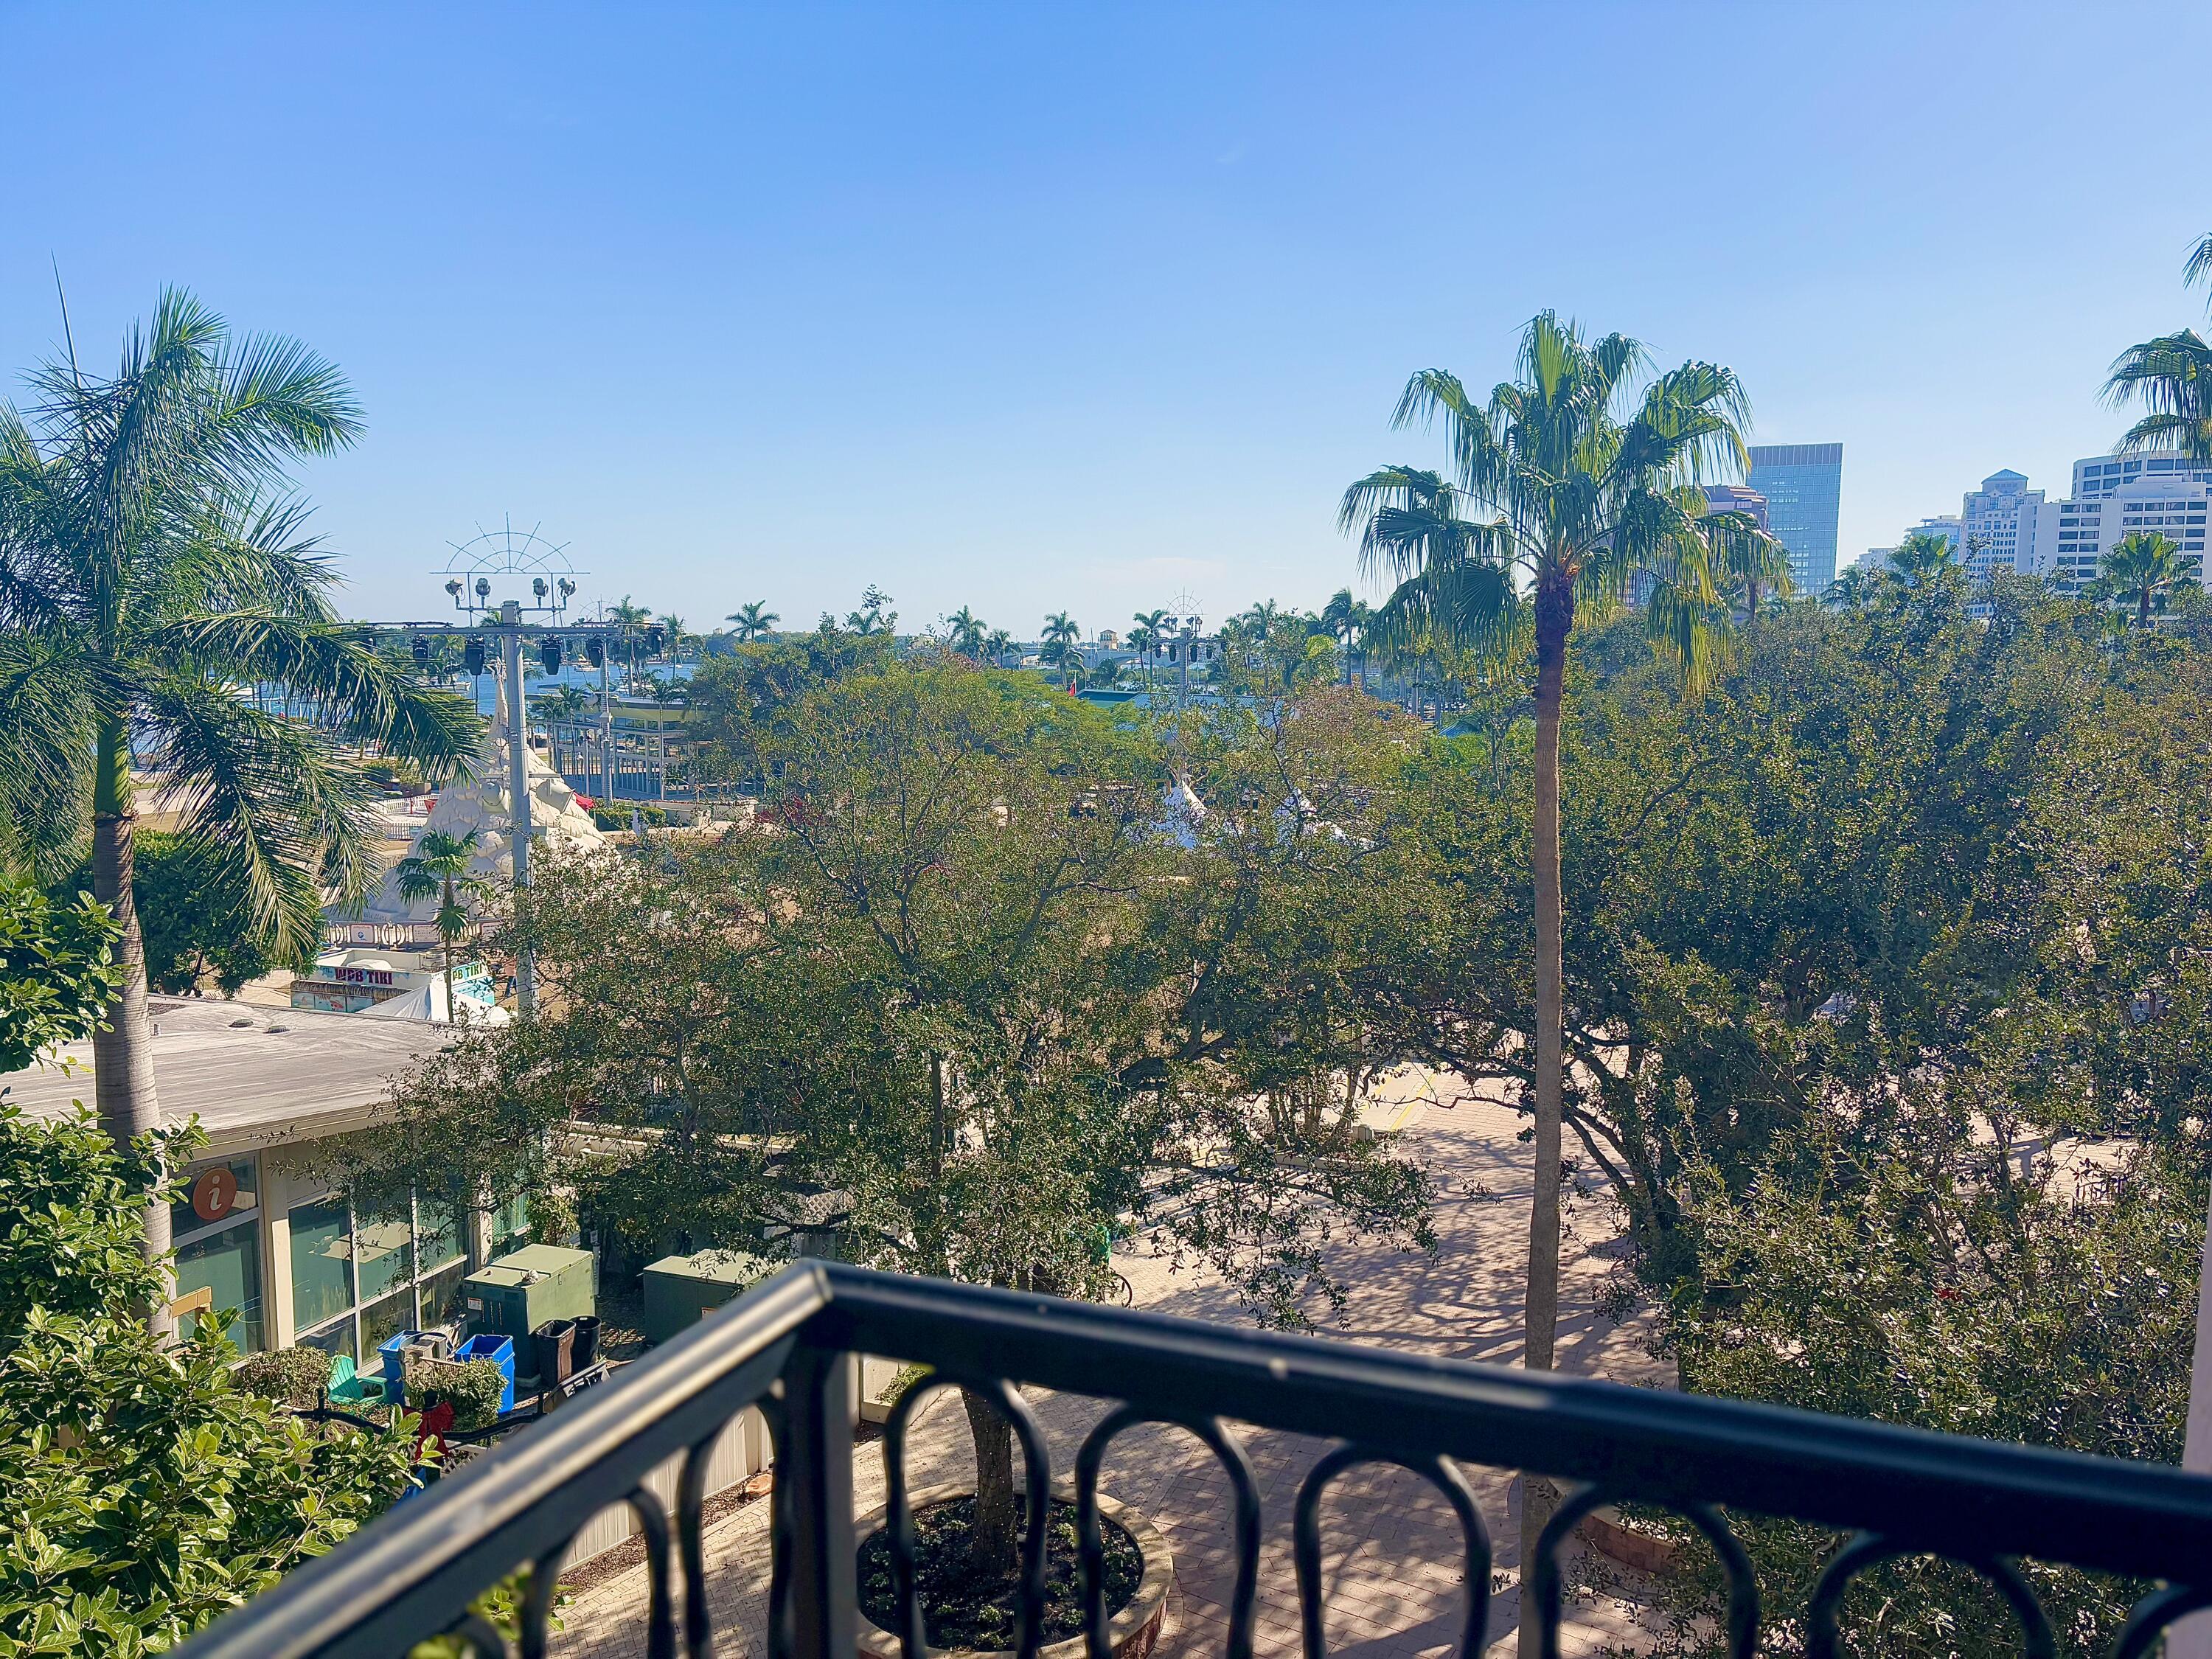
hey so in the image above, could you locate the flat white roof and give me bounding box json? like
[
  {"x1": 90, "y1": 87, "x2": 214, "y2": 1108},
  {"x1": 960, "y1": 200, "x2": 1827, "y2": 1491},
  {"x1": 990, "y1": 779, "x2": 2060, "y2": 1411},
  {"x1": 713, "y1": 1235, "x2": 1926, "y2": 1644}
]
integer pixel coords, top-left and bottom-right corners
[{"x1": 1, "y1": 998, "x2": 455, "y2": 1158}]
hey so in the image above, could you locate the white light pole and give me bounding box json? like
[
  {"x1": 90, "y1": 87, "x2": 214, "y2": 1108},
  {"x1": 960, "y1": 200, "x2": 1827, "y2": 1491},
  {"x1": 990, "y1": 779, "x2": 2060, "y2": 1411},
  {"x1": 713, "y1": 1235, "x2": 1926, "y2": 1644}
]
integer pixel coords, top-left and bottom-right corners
[{"x1": 498, "y1": 600, "x2": 537, "y2": 1017}]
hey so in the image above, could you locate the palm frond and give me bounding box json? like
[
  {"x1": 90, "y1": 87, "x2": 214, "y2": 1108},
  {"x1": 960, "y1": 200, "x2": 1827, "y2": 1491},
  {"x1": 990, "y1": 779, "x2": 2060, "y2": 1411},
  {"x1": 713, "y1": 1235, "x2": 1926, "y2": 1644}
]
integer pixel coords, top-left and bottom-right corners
[
  {"x1": 137, "y1": 673, "x2": 370, "y2": 958},
  {"x1": 145, "y1": 610, "x2": 479, "y2": 782}
]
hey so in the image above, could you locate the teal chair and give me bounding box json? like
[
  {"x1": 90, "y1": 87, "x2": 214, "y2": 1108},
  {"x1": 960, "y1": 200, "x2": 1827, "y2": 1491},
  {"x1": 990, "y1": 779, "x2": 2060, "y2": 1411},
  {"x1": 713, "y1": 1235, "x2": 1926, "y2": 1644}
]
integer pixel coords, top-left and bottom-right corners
[{"x1": 327, "y1": 1353, "x2": 388, "y2": 1408}]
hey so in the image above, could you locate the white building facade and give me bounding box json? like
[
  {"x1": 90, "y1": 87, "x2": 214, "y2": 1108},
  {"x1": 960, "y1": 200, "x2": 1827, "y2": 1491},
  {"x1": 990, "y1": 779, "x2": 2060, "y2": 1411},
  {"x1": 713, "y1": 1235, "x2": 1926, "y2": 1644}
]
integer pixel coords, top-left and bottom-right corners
[
  {"x1": 1891, "y1": 454, "x2": 2208, "y2": 600},
  {"x1": 2043, "y1": 474, "x2": 2211, "y2": 592},
  {"x1": 1960, "y1": 470, "x2": 2047, "y2": 583}
]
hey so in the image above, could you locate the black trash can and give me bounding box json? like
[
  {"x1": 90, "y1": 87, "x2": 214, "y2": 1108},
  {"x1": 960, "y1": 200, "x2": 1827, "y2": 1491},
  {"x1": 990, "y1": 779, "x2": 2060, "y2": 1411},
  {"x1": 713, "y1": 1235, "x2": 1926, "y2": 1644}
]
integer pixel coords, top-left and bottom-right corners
[
  {"x1": 571, "y1": 1314, "x2": 602, "y2": 1369},
  {"x1": 533, "y1": 1319, "x2": 577, "y2": 1387}
]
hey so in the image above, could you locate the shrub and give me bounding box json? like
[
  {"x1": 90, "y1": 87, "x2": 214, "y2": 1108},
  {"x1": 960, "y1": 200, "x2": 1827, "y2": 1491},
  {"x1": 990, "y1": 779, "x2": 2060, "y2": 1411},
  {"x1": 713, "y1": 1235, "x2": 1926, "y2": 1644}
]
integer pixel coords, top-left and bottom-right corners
[
  {"x1": 234, "y1": 1345, "x2": 334, "y2": 1408},
  {"x1": 406, "y1": 1356, "x2": 508, "y2": 1431},
  {"x1": 0, "y1": 1106, "x2": 418, "y2": 1650},
  {"x1": 588, "y1": 802, "x2": 667, "y2": 830}
]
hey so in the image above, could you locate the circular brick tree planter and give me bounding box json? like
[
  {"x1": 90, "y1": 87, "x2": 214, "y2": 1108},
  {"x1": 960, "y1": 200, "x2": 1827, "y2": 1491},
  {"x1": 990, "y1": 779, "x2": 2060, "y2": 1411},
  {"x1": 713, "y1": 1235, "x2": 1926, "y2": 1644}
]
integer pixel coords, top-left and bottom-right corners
[
  {"x1": 1579, "y1": 1504, "x2": 1683, "y2": 1576},
  {"x1": 854, "y1": 1481, "x2": 1172, "y2": 1659}
]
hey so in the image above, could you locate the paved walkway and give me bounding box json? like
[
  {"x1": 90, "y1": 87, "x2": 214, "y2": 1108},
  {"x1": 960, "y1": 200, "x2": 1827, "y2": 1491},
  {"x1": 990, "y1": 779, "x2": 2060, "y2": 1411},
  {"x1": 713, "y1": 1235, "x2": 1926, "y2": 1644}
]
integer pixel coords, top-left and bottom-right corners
[{"x1": 551, "y1": 1076, "x2": 1663, "y2": 1658}]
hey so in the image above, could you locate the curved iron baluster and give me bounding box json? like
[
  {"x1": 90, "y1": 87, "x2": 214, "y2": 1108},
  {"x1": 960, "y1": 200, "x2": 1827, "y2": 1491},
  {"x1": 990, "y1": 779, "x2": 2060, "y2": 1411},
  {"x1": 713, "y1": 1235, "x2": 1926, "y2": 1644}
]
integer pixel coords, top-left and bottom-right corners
[
  {"x1": 1682, "y1": 1503, "x2": 1760, "y2": 1658},
  {"x1": 1073, "y1": 1406, "x2": 1260, "y2": 1659},
  {"x1": 678, "y1": 1419, "x2": 734, "y2": 1658},
  {"x1": 883, "y1": 1374, "x2": 1054, "y2": 1659},
  {"x1": 1806, "y1": 1534, "x2": 2053, "y2": 1659},
  {"x1": 441, "y1": 1611, "x2": 514, "y2": 1657},
  {"x1": 763, "y1": 1394, "x2": 796, "y2": 1659},
  {"x1": 629, "y1": 1484, "x2": 681, "y2": 1659},
  {"x1": 2115, "y1": 1582, "x2": 2212, "y2": 1659},
  {"x1": 520, "y1": 1534, "x2": 574, "y2": 1659},
  {"x1": 1528, "y1": 1488, "x2": 1759, "y2": 1659},
  {"x1": 1292, "y1": 1441, "x2": 1490, "y2": 1659}
]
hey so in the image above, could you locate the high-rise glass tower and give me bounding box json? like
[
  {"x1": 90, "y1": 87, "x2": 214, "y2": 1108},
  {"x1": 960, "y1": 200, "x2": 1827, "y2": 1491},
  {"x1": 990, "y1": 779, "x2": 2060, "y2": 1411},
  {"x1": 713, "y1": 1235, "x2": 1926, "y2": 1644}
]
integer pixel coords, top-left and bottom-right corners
[{"x1": 1747, "y1": 443, "x2": 1844, "y2": 594}]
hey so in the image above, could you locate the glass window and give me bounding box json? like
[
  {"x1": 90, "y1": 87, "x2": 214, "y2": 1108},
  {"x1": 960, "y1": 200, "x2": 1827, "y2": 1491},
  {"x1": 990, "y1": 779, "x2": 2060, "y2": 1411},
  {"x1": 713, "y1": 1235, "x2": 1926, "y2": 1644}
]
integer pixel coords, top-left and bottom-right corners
[
  {"x1": 355, "y1": 1215, "x2": 414, "y2": 1303},
  {"x1": 175, "y1": 1222, "x2": 264, "y2": 1354},
  {"x1": 492, "y1": 1192, "x2": 531, "y2": 1256},
  {"x1": 359, "y1": 1289, "x2": 414, "y2": 1373},
  {"x1": 299, "y1": 1316, "x2": 357, "y2": 1366},
  {"x1": 288, "y1": 1197, "x2": 355, "y2": 1333},
  {"x1": 420, "y1": 1259, "x2": 470, "y2": 1329},
  {"x1": 172, "y1": 1156, "x2": 259, "y2": 1245},
  {"x1": 417, "y1": 1199, "x2": 465, "y2": 1273}
]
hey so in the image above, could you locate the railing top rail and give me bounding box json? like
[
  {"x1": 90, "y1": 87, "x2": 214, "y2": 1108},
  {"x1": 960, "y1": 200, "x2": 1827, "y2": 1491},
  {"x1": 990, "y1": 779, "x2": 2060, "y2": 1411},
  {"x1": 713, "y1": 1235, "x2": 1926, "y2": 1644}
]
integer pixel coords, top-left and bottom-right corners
[
  {"x1": 807, "y1": 1262, "x2": 2212, "y2": 1583},
  {"x1": 180, "y1": 1259, "x2": 2212, "y2": 1657}
]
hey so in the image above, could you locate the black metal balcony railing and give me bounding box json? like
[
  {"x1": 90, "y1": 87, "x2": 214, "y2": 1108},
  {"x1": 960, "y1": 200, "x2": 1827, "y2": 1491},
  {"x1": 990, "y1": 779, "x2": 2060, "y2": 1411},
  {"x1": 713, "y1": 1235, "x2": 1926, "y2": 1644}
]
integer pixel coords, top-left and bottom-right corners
[{"x1": 176, "y1": 1261, "x2": 2212, "y2": 1659}]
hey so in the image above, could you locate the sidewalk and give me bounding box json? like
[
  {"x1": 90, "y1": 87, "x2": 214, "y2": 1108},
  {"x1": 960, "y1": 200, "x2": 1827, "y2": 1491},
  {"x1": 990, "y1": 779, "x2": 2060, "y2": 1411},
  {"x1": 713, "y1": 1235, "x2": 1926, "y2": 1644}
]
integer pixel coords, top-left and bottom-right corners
[{"x1": 551, "y1": 1076, "x2": 1663, "y2": 1658}]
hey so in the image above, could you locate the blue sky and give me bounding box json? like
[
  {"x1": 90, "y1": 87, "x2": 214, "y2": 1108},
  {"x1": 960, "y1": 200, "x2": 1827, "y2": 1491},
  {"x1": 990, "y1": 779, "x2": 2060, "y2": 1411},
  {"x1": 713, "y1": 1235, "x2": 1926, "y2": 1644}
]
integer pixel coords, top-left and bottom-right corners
[{"x1": 5, "y1": 2, "x2": 2208, "y2": 635}]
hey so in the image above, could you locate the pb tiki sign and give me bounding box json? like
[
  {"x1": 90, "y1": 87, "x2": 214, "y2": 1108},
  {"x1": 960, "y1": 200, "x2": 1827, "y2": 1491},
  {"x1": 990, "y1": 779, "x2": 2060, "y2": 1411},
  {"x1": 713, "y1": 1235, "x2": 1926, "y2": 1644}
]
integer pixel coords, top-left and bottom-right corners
[{"x1": 191, "y1": 1166, "x2": 240, "y2": 1224}]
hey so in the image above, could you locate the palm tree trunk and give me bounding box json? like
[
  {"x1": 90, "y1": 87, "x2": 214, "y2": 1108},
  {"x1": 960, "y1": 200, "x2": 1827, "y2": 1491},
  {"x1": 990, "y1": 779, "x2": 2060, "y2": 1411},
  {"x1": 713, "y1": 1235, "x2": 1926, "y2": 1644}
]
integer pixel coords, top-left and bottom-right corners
[
  {"x1": 1517, "y1": 585, "x2": 1572, "y2": 1657},
  {"x1": 89, "y1": 714, "x2": 173, "y2": 1328},
  {"x1": 2140, "y1": 588, "x2": 2154, "y2": 631},
  {"x1": 442, "y1": 874, "x2": 461, "y2": 1026}
]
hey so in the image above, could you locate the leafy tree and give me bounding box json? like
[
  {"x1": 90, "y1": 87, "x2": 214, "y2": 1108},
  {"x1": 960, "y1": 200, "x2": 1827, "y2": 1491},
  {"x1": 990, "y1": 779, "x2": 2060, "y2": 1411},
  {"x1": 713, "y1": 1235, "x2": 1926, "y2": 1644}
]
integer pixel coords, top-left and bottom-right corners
[
  {"x1": 0, "y1": 875, "x2": 121, "y2": 1074},
  {"x1": 726, "y1": 600, "x2": 779, "y2": 641},
  {"x1": 392, "y1": 829, "x2": 498, "y2": 1023},
  {"x1": 0, "y1": 291, "x2": 476, "y2": 1287},
  {"x1": 845, "y1": 585, "x2": 897, "y2": 637},
  {"x1": 344, "y1": 664, "x2": 1433, "y2": 1582},
  {"x1": 1339, "y1": 314, "x2": 1767, "y2": 1596},
  {"x1": 55, "y1": 830, "x2": 284, "y2": 998},
  {"x1": 683, "y1": 625, "x2": 897, "y2": 785},
  {"x1": 2087, "y1": 529, "x2": 2199, "y2": 627},
  {"x1": 1591, "y1": 1121, "x2": 2199, "y2": 1658},
  {"x1": 0, "y1": 1104, "x2": 417, "y2": 1649}
]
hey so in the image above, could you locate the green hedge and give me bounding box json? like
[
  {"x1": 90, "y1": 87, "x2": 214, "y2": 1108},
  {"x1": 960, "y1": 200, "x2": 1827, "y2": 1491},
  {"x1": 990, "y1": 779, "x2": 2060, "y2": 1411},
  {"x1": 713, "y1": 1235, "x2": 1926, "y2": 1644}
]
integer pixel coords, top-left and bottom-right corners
[
  {"x1": 589, "y1": 802, "x2": 668, "y2": 830},
  {"x1": 232, "y1": 1344, "x2": 334, "y2": 1408}
]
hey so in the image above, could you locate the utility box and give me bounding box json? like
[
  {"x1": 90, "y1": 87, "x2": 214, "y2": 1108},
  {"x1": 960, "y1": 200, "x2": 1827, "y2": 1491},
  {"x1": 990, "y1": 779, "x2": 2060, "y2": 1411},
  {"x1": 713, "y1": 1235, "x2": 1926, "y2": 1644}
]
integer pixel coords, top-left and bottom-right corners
[
  {"x1": 641, "y1": 1250, "x2": 777, "y2": 1345},
  {"x1": 463, "y1": 1244, "x2": 597, "y2": 1347}
]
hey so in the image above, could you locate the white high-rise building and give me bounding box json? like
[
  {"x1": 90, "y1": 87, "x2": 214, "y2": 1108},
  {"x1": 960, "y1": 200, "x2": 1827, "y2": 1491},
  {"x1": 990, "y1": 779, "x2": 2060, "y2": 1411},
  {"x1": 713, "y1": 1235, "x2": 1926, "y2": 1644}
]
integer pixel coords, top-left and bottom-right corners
[
  {"x1": 1960, "y1": 470, "x2": 2046, "y2": 582},
  {"x1": 2070, "y1": 452, "x2": 2212, "y2": 500},
  {"x1": 1908, "y1": 514, "x2": 1965, "y2": 552},
  {"x1": 2042, "y1": 472, "x2": 2210, "y2": 592}
]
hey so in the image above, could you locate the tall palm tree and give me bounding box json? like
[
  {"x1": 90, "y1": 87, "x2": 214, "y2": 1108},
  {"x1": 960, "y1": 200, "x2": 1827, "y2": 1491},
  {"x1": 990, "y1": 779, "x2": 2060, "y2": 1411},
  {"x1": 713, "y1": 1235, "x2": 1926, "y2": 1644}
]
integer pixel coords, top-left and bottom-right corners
[
  {"x1": 1130, "y1": 608, "x2": 1169, "y2": 689},
  {"x1": 1040, "y1": 611, "x2": 1082, "y2": 682},
  {"x1": 1320, "y1": 588, "x2": 1371, "y2": 684},
  {"x1": 2090, "y1": 529, "x2": 2199, "y2": 628},
  {"x1": 983, "y1": 627, "x2": 1014, "y2": 668},
  {"x1": 1341, "y1": 313, "x2": 1757, "y2": 1614},
  {"x1": 0, "y1": 290, "x2": 476, "y2": 1285},
  {"x1": 726, "y1": 599, "x2": 779, "y2": 641},
  {"x1": 1886, "y1": 528, "x2": 1963, "y2": 588},
  {"x1": 609, "y1": 594, "x2": 653, "y2": 628},
  {"x1": 2106, "y1": 236, "x2": 2212, "y2": 468},
  {"x1": 945, "y1": 606, "x2": 987, "y2": 658},
  {"x1": 1125, "y1": 622, "x2": 1158, "y2": 689},
  {"x1": 392, "y1": 829, "x2": 496, "y2": 1023},
  {"x1": 1710, "y1": 504, "x2": 1795, "y2": 623},
  {"x1": 658, "y1": 613, "x2": 695, "y2": 656}
]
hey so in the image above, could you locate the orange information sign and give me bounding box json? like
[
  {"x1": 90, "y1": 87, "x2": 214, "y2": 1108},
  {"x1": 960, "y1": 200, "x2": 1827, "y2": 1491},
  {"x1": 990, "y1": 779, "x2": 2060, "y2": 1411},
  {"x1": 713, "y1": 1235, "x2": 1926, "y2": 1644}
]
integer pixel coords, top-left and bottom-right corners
[{"x1": 190, "y1": 1166, "x2": 239, "y2": 1224}]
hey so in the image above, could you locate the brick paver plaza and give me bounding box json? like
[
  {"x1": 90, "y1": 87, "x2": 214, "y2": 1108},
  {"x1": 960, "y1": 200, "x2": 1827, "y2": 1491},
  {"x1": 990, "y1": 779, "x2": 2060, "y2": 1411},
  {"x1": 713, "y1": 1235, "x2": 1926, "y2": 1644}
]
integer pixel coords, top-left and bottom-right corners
[{"x1": 551, "y1": 1074, "x2": 1662, "y2": 1658}]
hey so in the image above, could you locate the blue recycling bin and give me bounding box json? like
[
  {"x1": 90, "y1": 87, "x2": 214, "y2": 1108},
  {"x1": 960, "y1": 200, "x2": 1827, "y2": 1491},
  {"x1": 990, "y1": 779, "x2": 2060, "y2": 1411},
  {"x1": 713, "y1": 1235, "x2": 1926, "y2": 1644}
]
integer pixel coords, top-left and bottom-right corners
[
  {"x1": 378, "y1": 1332, "x2": 420, "y2": 1404},
  {"x1": 455, "y1": 1333, "x2": 517, "y2": 1417}
]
